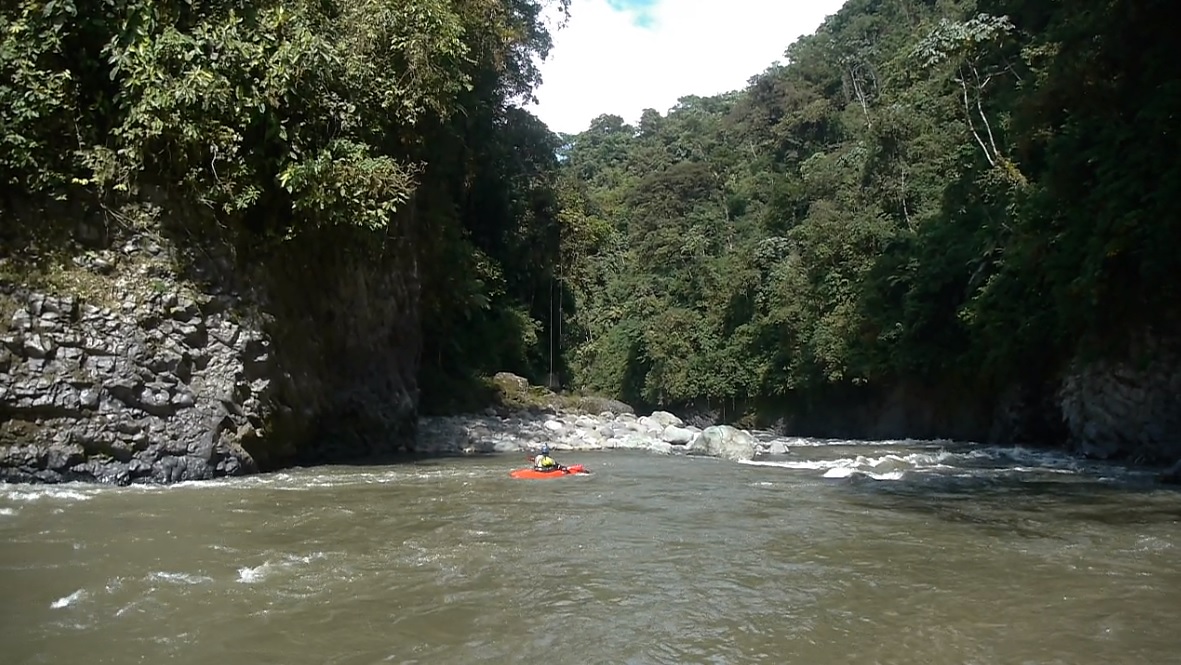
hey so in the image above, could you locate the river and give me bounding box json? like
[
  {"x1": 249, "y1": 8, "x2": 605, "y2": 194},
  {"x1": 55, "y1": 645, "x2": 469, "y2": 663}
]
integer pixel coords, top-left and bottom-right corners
[{"x1": 3, "y1": 437, "x2": 1180, "y2": 664}]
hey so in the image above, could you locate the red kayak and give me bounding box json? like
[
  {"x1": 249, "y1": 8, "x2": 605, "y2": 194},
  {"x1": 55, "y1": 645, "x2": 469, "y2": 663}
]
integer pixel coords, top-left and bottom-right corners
[{"x1": 509, "y1": 464, "x2": 590, "y2": 479}]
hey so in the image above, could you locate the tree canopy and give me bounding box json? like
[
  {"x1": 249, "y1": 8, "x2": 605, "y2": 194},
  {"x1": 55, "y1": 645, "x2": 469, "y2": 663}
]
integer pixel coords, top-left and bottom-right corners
[{"x1": 556, "y1": 0, "x2": 1180, "y2": 417}]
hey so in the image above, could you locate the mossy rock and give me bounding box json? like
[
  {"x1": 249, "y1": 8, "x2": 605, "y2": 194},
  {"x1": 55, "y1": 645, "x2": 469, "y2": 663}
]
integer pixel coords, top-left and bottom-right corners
[
  {"x1": 0, "y1": 289, "x2": 18, "y2": 334},
  {"x1": 485, "y1": 372, "x2": 555, "y2": 412},
  {"x1": 486, "y1": 372, "x2": 633, "y2": 415},
  {"x1": 557, "y1": 394, "x2": 635, "y2": 415},
  {"x1": 491, "y1": 371, "x2": 530, "y2": 395},
  {"x1": 421, "y1": 370, "x2": 635, "y2": 417}
]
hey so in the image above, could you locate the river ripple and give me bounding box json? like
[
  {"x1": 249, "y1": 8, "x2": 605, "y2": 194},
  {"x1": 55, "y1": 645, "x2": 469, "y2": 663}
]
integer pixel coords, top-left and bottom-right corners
[{"x1": 2, "y1": 439, "x2": 1179, "y2": 664}]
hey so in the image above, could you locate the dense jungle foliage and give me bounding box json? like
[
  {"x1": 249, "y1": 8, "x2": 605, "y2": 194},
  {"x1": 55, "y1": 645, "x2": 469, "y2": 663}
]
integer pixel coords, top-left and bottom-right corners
[
  {"x1": 3, "y1": 0, "x2": 1176, "y2": 419},
  {"x1": 557, "y1": 0, "x2": 1180, "y2": 414}
]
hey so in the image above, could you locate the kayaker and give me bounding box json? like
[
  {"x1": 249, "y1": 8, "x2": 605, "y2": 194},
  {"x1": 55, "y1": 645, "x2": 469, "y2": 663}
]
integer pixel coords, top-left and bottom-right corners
[{"x1": 533, "y1": 444, "x2": 562, "y2": 472}]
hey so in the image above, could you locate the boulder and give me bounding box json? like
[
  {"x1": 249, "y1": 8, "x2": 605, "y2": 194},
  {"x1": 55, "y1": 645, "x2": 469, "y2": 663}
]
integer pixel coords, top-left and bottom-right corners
[
  {"x1": 660, "y1": 425, "x2": 696, "y2": 445},
  {"x1": 574, "y1": 415, "x2": 599, "y2": 430},
  {"x1": 686, "y1": 425, "x2": 758, "y2": 462},
  {"x1": 492, "y1": 372, "x2": 529, "y2": 393},
  {"x1": 616, "y1": 434, "x2": 652, "y2": 450},
  {"x1": 648, "y1": 410, "x2": 685, "y2": 428},
  {"x1": 493, "y1": 440, "x2": 523, "y2": 453},
  {"x1": 636, "y1": 415, "x2": 664, "y2": 434},
  {"x1": 767, "y1": 440, "x2": 790, "y2": 456}
]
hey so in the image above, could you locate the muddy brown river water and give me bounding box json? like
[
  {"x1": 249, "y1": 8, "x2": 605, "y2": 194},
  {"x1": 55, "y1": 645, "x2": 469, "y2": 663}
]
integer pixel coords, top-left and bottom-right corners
[{"x1": 3, "y1": 439, "x2": 1180, "y2": 664}]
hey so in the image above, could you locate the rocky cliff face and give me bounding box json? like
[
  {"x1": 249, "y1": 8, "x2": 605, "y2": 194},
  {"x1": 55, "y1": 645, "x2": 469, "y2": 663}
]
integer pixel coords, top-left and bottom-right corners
[
  {"x1": 1057, "y1": 332, "x2": 1181, "y2": 464},
  {"x1": 1, "y1": 221, "x2": 418, "y2": 485},
  {"x1": 1, "y1": 286, "x2": 261, "y2": 483},
  {"x1": 706, "y1": 382, "x2": 995, "y2": 444}
]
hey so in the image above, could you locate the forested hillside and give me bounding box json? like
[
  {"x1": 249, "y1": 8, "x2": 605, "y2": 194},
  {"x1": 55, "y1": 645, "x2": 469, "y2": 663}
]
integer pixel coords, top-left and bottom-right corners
[{"x1": 557, "y1": 0, "x2": 1180, "y2": 435}]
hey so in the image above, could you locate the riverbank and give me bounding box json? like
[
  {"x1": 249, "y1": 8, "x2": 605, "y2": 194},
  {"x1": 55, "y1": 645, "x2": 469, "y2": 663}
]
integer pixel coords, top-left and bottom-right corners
[
  {"x1": 418, "y1": 408, "x2": 782, "y2": 462},
  {"x1": 418, "y1": 372, "x2": 1181, "y2": 484},
  {"x1": 416, "y1": 371, "x2": 779, "y2": 461}
]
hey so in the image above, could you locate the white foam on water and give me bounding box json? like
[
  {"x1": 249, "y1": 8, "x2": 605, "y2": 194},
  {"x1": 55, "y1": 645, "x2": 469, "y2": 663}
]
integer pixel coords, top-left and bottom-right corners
[
  {"x1": 50, "y1": 589, "x2": 86, "y2": 609},
  {"x1": 226, "y1": 469, "x2": 420, "y2": 491},
  {"x1": 742, "y1": 443, "x2": 1125, "y2": 482},
  {"x1": 1130, "y1": 535, "x2": 1174, "y2": 553},
  {"x1": 744, "y1": 451, "x2": 957, "y2": 481},
  {"x1": 237, "y1": 562, "x2": 274, "y2": 583},
  {"x1": 2, "y1": 486, "x2": 95, "y2": 502},
  {"x1": 148, "y1": 571, "x2": 213, "y2": 585},
  {"x1": 743, "y1": 459, "x2": 840, "y2": 471},
  {"x1": 760, "y1": 436, "x2": 956, "y2": 448},
  {"x1": 237, "y1": 551, "x2": 328, "y2": 583},
  {"x1": 167, "y1": 479, "x2": 235, "y2": 491},
  {"x1": 1010, "y1": 466, "x2": 1077, "y2": 475},
  {"x1": 976, "y1": 445, "x2": 1088, "y2": 471},
  {"x1": 115, "y1": 599, "x2": 145, "y2": 618},
  {"x1": 150, "y1": 632, "x2": 194, "y2": 646},
  {"x1": 286, "y1": 551, "x2": 328, "y2": 565},
  {"x1": 822, "y1": 466, "x2": 904, "y2": 480},
  {"x1": 0, "y1": 507, "x2": 17, "y2": 516}
]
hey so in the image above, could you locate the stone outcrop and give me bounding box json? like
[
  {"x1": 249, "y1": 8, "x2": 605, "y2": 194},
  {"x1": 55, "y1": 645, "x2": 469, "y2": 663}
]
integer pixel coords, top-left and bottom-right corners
[
  {"x1": 0, "y1": 222, "x2": 418, "y2": 485},
  {"x1": 1056, "y1": 332, "x2": 1181, "y2": 464},
  {"x1": 0, "y1": 289, "x2": 261, "y2": 484},
  {"x1": 684, "y1": 425, "x2": 758, "y2": 462}
]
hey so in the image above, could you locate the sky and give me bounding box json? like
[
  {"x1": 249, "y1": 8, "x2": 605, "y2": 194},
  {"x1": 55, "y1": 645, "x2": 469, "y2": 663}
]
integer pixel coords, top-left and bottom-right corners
[{"x1": 525, "y1": 0, "x2": 850, "y2": 135}]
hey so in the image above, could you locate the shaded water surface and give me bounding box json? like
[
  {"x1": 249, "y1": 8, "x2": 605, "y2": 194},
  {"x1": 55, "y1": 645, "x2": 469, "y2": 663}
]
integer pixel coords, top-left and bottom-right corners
[{"x1": 3, "y1": 439, "x2": 1180, "y2": 664}]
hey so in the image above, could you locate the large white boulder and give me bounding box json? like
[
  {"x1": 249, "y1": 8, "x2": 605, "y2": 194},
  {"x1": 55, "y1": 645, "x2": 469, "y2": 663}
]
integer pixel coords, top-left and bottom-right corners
[
  {"x1": 574, "y1": 415, "x2": 600, "y2": 429},
  {"x1": 648, "y1": 410, "x2": 685, "y2": 428},
  {"x1": 636, "y1": 416, "x2": 664, "y2": 435},
  {"x1": 660, "y1": 425, "x2": 696, "y2": 445},
  {"x1": 686, "y1": 425, "x2": 758, "y2": 462},
  {"x1": 616, "y1": 434, "x2": 653, "y2": 450}
]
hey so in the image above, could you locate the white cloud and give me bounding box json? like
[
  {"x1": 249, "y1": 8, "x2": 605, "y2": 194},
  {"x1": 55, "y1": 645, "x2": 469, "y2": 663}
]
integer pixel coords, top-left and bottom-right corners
[{"x1": 525, "y1": 0, "x2": 849, "y2": 135}]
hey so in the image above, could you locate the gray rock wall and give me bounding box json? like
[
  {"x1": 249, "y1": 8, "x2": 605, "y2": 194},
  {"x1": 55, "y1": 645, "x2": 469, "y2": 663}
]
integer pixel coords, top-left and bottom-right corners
[
  {"x1": 1057, "y1": 332, "x2": 1181, "y2": 463},
  {"x1": 743, "y1": 382, "x2": 995, "y2": 443},
  {"x1": 1, "y1": 222, "x2": 419, "y2": 485},
  {"x1": 1, "y1": 289, "x2": 262, "y2": 483}
]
